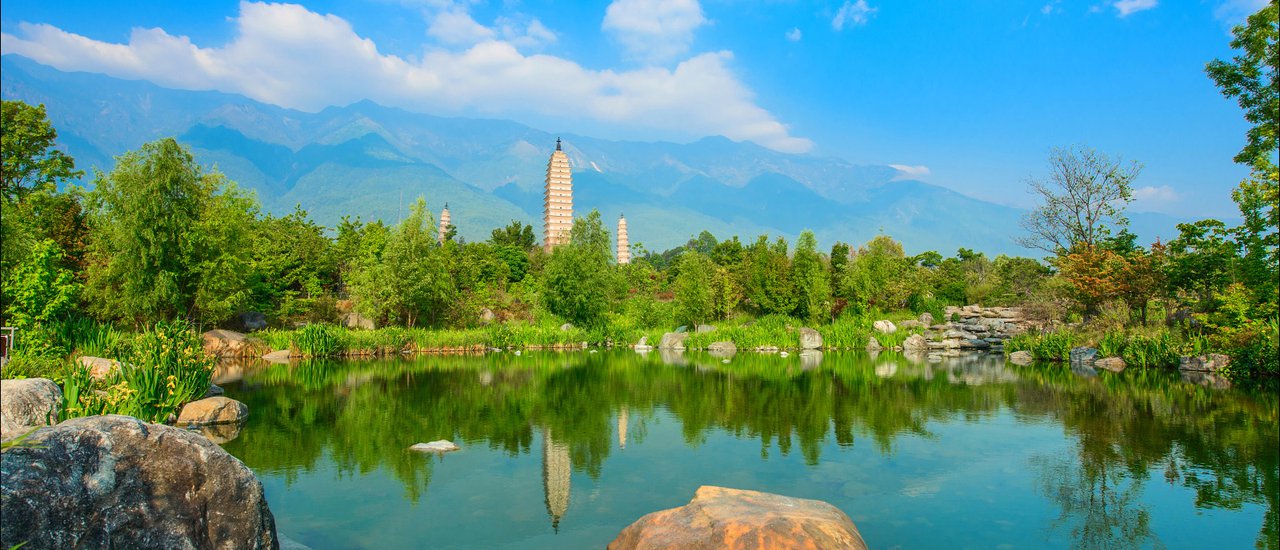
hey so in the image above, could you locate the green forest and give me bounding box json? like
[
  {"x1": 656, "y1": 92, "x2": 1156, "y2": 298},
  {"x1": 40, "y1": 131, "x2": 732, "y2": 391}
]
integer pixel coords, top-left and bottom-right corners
[{"x1": 0, "y1": 4, "x2": 1275, "y2": 397}]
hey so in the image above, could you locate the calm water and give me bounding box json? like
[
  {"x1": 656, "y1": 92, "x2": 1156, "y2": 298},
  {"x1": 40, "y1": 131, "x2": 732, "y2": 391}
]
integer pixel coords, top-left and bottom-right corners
[{"x1": 215, "y1": 351, "x2": 1279, "y2": 550}]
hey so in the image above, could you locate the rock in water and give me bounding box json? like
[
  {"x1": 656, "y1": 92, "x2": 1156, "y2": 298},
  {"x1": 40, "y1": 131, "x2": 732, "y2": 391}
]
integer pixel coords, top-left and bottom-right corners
[
  {"x1": 0, "y1": 378, "x2": 62, "y2": 442},
  {"x1": 1069, "y1": 346, "x2": 1098, "y2": 365},
  {"x1": 0, "y1": 415, "x2": 277, "y2": 549},
  {"x1": 707, "y1": 341, "x2": 737, "y2": 357},
  {"x1": 1094, "y1": 357, "x2": 1127, "y2": 373},
  {"x1": 659, "y1": 332, "x2": 689, "y2": 350},
  {"x1": 902, "y1": 334, "x2": 928, "y2": 352},
  {"x1": 608, "y1": 485, "x2": 867, "y2": 550},
  {"x1": 866, "y1": 337, "x2": 884, "y2": 351},
  {"x1": 262, "y1": 349, "x2": 291, "y2": 363},
  {"x1": 177, "y1": 396, "x2": 249, "y2": 426},
  {"x1": 1008, "y1": 351, "x2": 1034, "y2": 366},
  {"x1": 409, "y1": 440, "x2": 460, "y2": 453},
  {"x1": 202, "y1": 329, "x2": 269, "y2": 358},
  {"x1": 798, "y1": 328, "x2": 823, "y2": 350}
]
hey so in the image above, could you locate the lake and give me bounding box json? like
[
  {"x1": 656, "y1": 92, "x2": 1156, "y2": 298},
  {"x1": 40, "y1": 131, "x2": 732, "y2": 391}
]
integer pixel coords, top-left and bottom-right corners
[{"x1": 214, "y1": 350, "x2": 1278, "y2": 549}]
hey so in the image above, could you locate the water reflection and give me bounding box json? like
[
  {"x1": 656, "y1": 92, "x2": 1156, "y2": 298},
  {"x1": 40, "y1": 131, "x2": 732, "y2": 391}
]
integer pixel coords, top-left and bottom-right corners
[{"x1": 218, "y1": 351, "x2": 1278, "y2": 549}]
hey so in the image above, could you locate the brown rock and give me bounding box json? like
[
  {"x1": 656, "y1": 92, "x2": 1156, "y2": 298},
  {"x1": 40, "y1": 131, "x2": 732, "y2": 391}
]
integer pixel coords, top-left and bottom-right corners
[
  {"x1": 608, "y1": 486, "x2": 867, "y2": 550},
  {"x1": 177, "y1": 396, "x2": 249, "y2": 426},
  {"x1": 1179, "y1": 354, "x2": 1231, "y2": 372},
  {"x1": 77, "y1": 355, "x2": 120, "y2": 380},
  {"x1": 1094, "y1": 357, "x2": 1127, "y2": 373},
  {"x1": 202, "y1": 329, "x2": 269, "y2": 358},
  {"x1": 1008, "y1": 350, "x2": 1034, "y2": 366},
  {"x1": 0, "y1": 415, "x2": 276, "y2": 549}
]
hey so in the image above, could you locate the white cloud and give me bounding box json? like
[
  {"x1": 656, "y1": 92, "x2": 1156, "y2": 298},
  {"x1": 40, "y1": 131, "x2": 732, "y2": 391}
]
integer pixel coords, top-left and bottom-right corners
[
  {"x1": 888, "y1": 164, "x2": 930, "y2": 180},
  {"x1": 496, "y1": 16, "x2": 557, "y2": 48},
  {"x1": 427, "y1": 8, "x2": 495, "y2": 46},
  {"x1": 832, "y1": 0, "x2": 876, "y2": 31},
  {"x1": 0, "y1": 1, "x2": 811, "y2": 153},
  {"x1": 602, "y1": 0, "x2": 708, "y2": 65},
  {"x1": 1113, "y1": 0, "x2": 1157, "y2": 17},
  {"x1": 786, "y1": 27, "x2": 802, "y2": 42},
  {"x1": 1133, "y1": 185, "x2": 1179, "y2": 202},
  {"x1": 1213, "y1": 0, "x2": 1268, "y2": 24}
]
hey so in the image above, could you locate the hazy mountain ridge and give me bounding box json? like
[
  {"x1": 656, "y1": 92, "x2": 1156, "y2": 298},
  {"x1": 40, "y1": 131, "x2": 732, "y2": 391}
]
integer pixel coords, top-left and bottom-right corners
[{"x1": 1, "y1": 55, "x2": 1189, "y2": 254}]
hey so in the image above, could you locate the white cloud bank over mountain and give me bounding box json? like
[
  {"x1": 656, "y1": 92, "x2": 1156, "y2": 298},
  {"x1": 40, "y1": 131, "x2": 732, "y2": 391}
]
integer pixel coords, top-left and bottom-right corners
[{"x1": 0, "y1": 1, "x2": 812, "y2": 153}]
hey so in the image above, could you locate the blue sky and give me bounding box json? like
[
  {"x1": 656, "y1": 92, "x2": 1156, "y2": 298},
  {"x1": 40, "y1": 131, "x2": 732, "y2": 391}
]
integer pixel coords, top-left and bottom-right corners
[{"x1": 0, "y1": 0, "x2": 1266, "y2": 218}]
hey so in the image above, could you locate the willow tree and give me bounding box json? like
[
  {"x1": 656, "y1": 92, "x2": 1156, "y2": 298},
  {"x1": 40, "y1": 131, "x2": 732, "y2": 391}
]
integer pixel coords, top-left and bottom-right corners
[{"x1": 85, "y1": 138, "x2": 256, "y2": 327}]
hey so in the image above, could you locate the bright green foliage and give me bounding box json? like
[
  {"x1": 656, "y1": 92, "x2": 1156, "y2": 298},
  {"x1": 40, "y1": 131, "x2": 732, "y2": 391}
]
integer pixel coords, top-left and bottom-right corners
[
  {"x1": 1205, "y1": 1, "x2": 1278, "y2": 171},
  {"x1": 3, "y1": 239, "x2": 80, "y2": 331},
  {"x1": 293, "y1": 323, "x2": 346, "y2": 357},
  {"x1": 1231, "y1": 169, "x2": 1279, "y2": 310},
  {"x1": 674, "y1": 251, "x2": 715, "y2": 327},
  {"x1": 249, "y1": 205, "x2": 338, "y2": 322},
  {"x1": 494, "y1": 245, "x2": 530, "y2": 282},
  {"x1": 710, "y1": 266, "x2": 741, "y2": 320},
  {"x1": 742, "y1": 235, "x2": 794, "y2": 315},
  {"x1": 490, "y1": 220, "x2": 536, "y2": 250},
  {"x1": 1, "y1": 101, "x2": 82, "y2": 203},
  {"x1": 1120, "y1": 331, "x2": 1179, "y2": 368},
  {"x1": 85, "y1": 138, "x2": 256, "y2": 327},
  {"x1": 839, "y1": 235, "x2": 914, "y2": 313},
  {"x1": 542, "y1": 210, "x2": 614, "y2": 327},
  {"x1": 790, "y1": 230, "x2": 831, "y2": 323},
  {"x1": 347, "y1": 198, "x2": 452, "y2": 327},
  {"x1": 710, "y1": 236, "x2": 745, "y2": 269},
  {"x1": 61, "y1": 320, "x2": 214, "y2": 423}
]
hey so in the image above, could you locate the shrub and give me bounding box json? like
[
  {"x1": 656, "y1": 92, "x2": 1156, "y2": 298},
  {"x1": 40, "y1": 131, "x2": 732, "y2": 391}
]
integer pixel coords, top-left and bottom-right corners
[{"x1": 1121, "y1": 331, "x2": 1178, "y2": 368}]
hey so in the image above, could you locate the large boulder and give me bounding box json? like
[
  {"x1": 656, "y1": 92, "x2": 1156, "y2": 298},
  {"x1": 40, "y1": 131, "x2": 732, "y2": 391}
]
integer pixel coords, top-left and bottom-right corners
[
  {"x1": 798, "y1": 328, "x2": 823, "y2": 350},
  {"x1": 872, "y1": 320, "x2": 897, "y2": 334},
  {"x1": 0, "y1": 415, "x2": 277, "y2": 549},
  {"x1": 608, "y1": 485, "x2": 867, "y2": 550},
  {"x1": 176, "y1": 397, "x2": 249, "y2": 426},
  {"x1": 1069, "y1": 347, "x2": 1098, "y2": 365},
  {"x1": 1, "y1": 378, "x2": 62, "y2": 442},
  {"x1": 902, "y1": 334, "x2": 928, "y2": 352},
  {"x1": 202, "y1": 329, "x2": 269, "y2": 359},
  {"x1": 659, "y1": 332, "x2": 689, "y2": 350}
]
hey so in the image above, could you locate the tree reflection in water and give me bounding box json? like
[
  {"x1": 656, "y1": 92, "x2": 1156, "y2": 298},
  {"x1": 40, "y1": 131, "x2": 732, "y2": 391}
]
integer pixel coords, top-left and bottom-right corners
[{"x1": 217, "y1": 350, "x2": 1278, "y2": 548}]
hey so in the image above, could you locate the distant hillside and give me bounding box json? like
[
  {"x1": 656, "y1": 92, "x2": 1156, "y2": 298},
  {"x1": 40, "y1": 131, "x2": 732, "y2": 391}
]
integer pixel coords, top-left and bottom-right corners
[{"x1": 0, "y1": 54, "x2": 1190, "y2": 254}]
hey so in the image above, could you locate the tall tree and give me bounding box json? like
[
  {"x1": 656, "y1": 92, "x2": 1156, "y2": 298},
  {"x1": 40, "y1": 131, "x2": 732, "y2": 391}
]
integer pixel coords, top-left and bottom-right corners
[
  {"x1": 85, "y1": 138, "x2": 256, "y2": 327},
  {"x1": 1017, "y1": 145, "x2": 1142, "y2": 255},
  {"x1": 542, "y1": 210, "x2": 614, "y2": 327},
  {"x1": 1, "y1": 101, "x2": 82, "y2": 203},
  {"x1": 347, "y1": 198, "x2": 451, "y2": 327},
  {"x1": 673, "y1": 251, "x2": 715, "y2": 327},
  {"x1": 790, "y1": 230, "x2": 831, "y2": 323},
  {"x1": 490, "y1": 220, "x2": 536, "y2": 250},
  {"x1": 1205, "y1": 1, "x2": 1278, "y2": 172}
]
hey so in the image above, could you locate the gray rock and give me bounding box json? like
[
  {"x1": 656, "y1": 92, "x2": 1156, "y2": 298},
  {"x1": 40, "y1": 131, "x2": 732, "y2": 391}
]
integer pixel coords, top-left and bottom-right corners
[
  {"x1": 707, "y1": 341, "x2": 737, "y2": 356},
  {"x1": 866, "y1": 337, "x2": 884, "y2": 351},
  {"x1": 902, "y1": 334, "x2": 928, "y2": 352},
  {"x1": 964, "y1": 339, "x2": 992, "y2": 350},
  {"x1": 1094, "y1": 357, "x2": 1127, "y2": 373},
  {"x1": 1179, "y1": 354, "x2": 1231, "y2": 372},
  {"x1": 659, "y1": 332, "x2": 689, "y2": 350},
  {"x1": 479, "y1": 307, "x2": 496, "y2": 324},
  {"x1": 918, "y1": 312, "x2": 935, "y2": 325},
  {"x1": 341, "y1": 312, "x2": 375, "y2": 330},
  {"x1": 798, "y1": 328, "x2": 823, "y2": 350},
  {"x1": 1069, "y1": 347, "x2": 1098, "y2": 365},
  {"x1": 237, "y1": 311, "x2": 268, "y2": 331},
  {"x1": 1, "y1": 378, "x2": 62, "y2": 442},
  {"x1": 943, "y1": 329, "x2": 977, "y2": 340},
  {"x1": 636, "y1": 336, "x2": 649, "y2": 347},
  {"x1": 202, "y1": 383, "x2": 225, "y2": 398},
  {"x1": 409, "y1": 440, "x2": 460, "y2": 453},
  {"x1": 1, "y1": 415, "x2": 277, "y2": 549},
  {"x1": 1008, "y1": 351, "x2": 1034, "y2": 366},
  {"x1": 560, "y1": 323, "x2": 574, "y2": 331},
  {"x1": 872, "y1": 320, "x2": 897, "y2": 334}
]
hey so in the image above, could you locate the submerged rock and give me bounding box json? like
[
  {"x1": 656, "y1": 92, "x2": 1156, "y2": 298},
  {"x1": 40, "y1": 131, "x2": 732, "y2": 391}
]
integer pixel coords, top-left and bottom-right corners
[
  {"x1": 1094, "y1": 357, "x2": 1127, "y2": 373},
  {"x1": 409, "y1": 440, "x2": 460, "y2": 453},
  {"x1": 0, "y1": 378, "x2": 62, "y2": 442},
  {"x1": 0, "y1": 415, "x2": 277, "y2": 549},
  {"x1": 608, "y1": 485, "x2": 867, "y2": 550},
  {"x1": 659, "y1": 332, "x2": 689, "y2": 350}
]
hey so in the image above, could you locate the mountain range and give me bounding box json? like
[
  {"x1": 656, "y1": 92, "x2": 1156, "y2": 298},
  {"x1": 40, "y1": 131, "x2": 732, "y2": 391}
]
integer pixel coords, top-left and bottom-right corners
[{"x1": 1, "y1": 55, "x2": 1186, "y2": 256}]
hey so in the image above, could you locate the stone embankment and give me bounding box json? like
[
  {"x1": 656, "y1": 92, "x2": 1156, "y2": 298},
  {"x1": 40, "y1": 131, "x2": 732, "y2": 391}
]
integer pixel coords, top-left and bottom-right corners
[{"x1": 923, "y1": 305, "x2": 1034, "y2": 354}]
